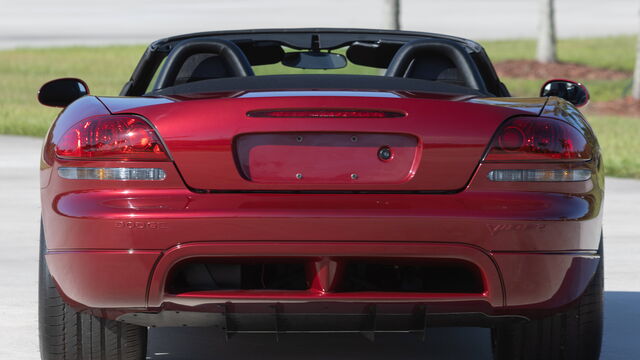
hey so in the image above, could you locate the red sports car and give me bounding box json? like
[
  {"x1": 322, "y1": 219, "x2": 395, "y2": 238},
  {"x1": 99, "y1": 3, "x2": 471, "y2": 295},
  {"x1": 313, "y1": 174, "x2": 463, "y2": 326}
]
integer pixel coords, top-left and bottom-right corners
[{"x1": 38, "y1": 29, "x2": 603, "y2": 360}]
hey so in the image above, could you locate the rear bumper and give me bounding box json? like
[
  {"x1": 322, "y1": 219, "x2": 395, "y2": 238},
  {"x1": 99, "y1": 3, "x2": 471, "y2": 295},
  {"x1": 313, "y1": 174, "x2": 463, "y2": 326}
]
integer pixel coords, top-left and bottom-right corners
[
  {"x1": 43, "y1": 183, "x2": 602, "y2": 325},
  {"x1": 45, "y1": 241, "x2": 600, "y2": 325},
  {"x1": 45, "y1": 187, "x2": 601, "y2": 251}
]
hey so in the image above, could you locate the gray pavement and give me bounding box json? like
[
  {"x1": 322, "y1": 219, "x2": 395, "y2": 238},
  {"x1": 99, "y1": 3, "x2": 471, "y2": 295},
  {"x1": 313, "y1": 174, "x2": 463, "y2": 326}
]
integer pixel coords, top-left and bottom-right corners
[
  {"x1": 0, "y1": 134, "x2": 638, "y2": 359},
  {"x1": 0, "y1": 0, "x2": 638, "y2": 49}
]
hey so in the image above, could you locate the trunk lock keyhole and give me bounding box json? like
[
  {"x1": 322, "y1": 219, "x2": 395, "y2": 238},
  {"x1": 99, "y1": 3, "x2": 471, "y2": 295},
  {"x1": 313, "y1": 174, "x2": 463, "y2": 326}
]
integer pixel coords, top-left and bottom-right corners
[{"x1": 378, "y1": 146, "x2": 393, "y2": 161}]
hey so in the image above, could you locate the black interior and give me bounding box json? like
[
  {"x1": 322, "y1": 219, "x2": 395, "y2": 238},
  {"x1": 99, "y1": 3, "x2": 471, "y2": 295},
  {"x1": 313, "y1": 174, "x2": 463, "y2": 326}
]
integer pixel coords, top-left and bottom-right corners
[
  {"x1": 385, "y1": 39, "x2": 486, "y2": 92},
  {"x1": 123, "y1": 29, "x2": 509, "y2": 97},
  {"x1": 154, "y1": 38, "x2": 255, "y2": 89},
  {"x1": 173, "y1": 54, "x2": 231, "y2": 85},
  {"x1": 236, "y1": 40, "x2": 285, "y2": 66},
  {"x1": 404, "y1": 56, "x2": 463, "y2": 86},
  {"x1": 152, "y1": 37, "x2": 486, "y2": 94},
  {"x1": 346, "y1": 41, "x2": 403, "y2": 68}
]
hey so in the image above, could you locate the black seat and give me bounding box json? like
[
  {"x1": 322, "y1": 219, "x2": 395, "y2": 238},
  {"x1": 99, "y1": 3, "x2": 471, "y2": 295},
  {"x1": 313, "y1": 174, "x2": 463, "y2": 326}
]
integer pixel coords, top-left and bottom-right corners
[
  {"x1": 385, "y1": 39, "x2": 486, "y2": 92},
  {"x1": 173, "y1": 54, "x2": 231, "y2": 85},
  {"x1": 403, "y1": 55, "x2": 465, "y2": 87},
  {"x1": 154, "y1": 38, "x2": 254, "y2": 89}
]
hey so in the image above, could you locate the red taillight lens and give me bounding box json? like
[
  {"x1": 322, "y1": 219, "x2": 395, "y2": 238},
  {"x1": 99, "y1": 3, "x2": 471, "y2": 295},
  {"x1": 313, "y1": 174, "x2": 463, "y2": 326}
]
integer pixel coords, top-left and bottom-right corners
[
  {"x1": 485, "y1": 117, "x2": 590, "y2": 161},
  {"x1": 55, "y1": 115, "x2": 168, "y2": 161},
  {"x1": 247, "y1": 109, "x2": 405, "y2": 118}
]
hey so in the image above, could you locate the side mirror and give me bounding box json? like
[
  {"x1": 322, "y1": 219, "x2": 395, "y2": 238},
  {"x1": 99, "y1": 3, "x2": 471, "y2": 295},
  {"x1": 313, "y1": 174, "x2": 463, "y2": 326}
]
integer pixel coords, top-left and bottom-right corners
[
  {"x1": 540, "y1": 79, "x2": 589, "y2": 108},
  {"x1": 38, "y1": 78, "x2": 89, "y2": 107}
]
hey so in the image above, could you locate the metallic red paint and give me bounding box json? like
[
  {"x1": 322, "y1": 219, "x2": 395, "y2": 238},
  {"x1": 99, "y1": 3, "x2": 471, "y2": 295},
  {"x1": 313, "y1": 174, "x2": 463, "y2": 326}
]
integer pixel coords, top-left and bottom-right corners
[
  {"x1": 234, "y1": 132, "x2": 420, "y2": 184},
  {"x1": 45, "y1": 250, "x2": 160, "y2": 309},
  {"x1": 115, "y1": 95, "x2": 529, "y2": 191},
  {"x1": 40, "y1": 90, "x2": 603, "y2": 328}
]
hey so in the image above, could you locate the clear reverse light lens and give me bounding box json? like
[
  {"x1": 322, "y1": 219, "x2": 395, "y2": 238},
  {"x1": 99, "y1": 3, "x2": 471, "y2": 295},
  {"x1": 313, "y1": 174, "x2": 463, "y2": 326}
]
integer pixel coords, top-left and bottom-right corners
[
  {"x1": 58, "y1": 167, "x2": 166, "y2": 181},
  {"x1": 487, "y1": 169, "x2": 591, "y2": 182}
]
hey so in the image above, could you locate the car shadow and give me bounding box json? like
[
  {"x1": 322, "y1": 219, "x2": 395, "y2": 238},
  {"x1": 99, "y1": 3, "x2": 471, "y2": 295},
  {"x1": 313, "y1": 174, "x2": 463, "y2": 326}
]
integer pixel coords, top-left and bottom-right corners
[
  {"x1": 147, "y1": 327, "x2": 492, "y2": 360},
  {"x1": 601, "y1": 291, "x2": 640, "y2": 360},
  {"x1": 147, "y1": 291, "x2": 639, "y2": 359}
]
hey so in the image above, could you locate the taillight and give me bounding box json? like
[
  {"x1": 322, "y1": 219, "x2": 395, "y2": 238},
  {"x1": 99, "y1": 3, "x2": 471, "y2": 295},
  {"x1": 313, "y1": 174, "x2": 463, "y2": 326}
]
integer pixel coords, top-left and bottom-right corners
[
  {"x1": 247, "y1": 109, "x2": 405, "y2": 118},
  {"x1": 58, "y1": 167, "x2": 167, "y2": 181},
  {"x1": 55, "y1": 115, "x2": 168, "y2": 161},
  {"x1": 484, "y1": 117, "x2": 590, "y2": 161},
  {"x1": 487, "y1": 169, "x2": 591, "y2": 182}
]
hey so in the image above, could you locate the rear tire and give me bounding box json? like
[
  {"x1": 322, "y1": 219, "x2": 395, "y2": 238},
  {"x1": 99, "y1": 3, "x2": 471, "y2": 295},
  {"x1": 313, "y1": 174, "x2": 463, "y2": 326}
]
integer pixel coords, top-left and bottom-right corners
[
  {"x1": 491, "y1": 243, "x2": 604, "y2": 360},
  {"x1": 38, "y1": 221, "x2": 148, "y2": 360}
]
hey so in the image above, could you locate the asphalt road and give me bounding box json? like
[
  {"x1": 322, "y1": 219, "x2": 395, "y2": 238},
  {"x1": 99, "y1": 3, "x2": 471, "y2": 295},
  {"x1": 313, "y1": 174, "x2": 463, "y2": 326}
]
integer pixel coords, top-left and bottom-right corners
[
  {"x1": 0, "y1": 134, "x2": 638, "y2": 359},
  {"x1": 0, "y1": 0, "x2": 638, "y2": 49}
]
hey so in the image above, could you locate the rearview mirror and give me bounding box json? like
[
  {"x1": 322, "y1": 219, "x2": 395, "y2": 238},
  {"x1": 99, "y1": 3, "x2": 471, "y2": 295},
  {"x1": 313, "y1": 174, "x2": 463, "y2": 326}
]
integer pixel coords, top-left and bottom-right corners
[
  {"x1": 540, "y1": 79, "x2": 589, "y2": 108},
  {"x1": 38, "y1": 78, "x2": 89, "y2": 107},
  {"x1": 282, "y1": 52, "x2": 347, "y2": 70}
]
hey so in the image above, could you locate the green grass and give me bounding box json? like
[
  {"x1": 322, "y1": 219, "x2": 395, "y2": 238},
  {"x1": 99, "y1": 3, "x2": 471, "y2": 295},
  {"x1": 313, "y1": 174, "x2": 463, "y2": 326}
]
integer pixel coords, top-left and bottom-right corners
[
  {"x1": 0, "y1": 37, "x2": 638, "y2": 178},
  {"x1": 502, "y1": 78, "x2": 631, "y2": 101},
  {"x1": 482, "y1": 36, "x2": 636, "y2": 99},
  {"x1": 0, "y1": 45, "x2": 145, "y2": 136},
  {"x1": 588, "y1": 115, "x2": 640, "y2": 179},
  {"x1": 482, "y1": 36, "x2": 636, "y2": 72}
]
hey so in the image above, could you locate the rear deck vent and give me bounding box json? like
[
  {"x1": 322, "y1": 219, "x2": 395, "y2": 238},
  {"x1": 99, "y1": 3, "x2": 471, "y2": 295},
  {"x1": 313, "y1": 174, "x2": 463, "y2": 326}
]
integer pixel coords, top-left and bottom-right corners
[
  {"x1": 166, "y1": 260, "x2": 308, "y2": 294},
  {"x1": 337, "y1": 261, "x2": 484, "y2": 294}
]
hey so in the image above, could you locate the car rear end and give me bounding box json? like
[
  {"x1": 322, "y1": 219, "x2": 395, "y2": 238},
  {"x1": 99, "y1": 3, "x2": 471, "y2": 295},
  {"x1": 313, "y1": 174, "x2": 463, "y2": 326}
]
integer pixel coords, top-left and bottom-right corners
[{"x1": 40, "y1": 91, "x2": 603, "y2": 339}]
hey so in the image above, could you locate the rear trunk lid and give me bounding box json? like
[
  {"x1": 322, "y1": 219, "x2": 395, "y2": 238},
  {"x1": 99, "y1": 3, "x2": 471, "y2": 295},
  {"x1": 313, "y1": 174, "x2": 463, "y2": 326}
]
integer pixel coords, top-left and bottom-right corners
[{"x1": 103, "y1": 92, "x2": 545, "y2": 191}]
